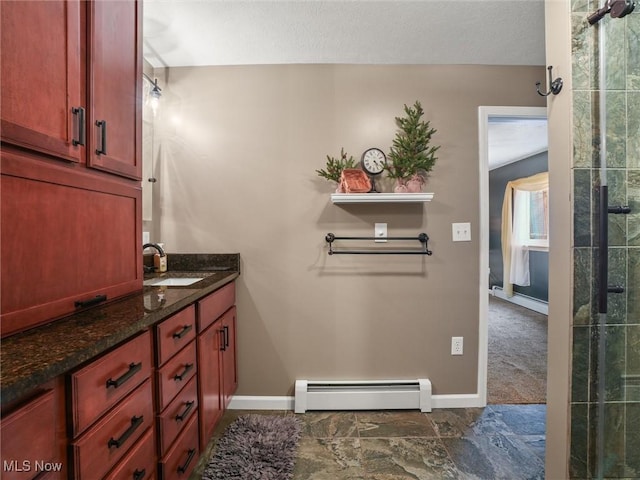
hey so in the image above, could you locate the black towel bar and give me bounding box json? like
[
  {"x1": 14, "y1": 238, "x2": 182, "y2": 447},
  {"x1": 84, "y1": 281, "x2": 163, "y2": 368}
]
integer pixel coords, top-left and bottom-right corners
[{"x1": 325, "y1": 232, "x2": 432, "y2": 255}]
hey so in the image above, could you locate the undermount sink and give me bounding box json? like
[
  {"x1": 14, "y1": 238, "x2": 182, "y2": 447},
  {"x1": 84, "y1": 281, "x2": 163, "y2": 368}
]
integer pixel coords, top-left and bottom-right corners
[{"x1": 143, "y1": 277, "x2": 205, "y2": 287}]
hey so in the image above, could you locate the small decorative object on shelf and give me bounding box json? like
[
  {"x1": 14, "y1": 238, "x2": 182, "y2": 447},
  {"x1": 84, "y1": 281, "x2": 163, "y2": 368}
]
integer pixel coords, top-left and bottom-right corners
[
  {"x1": 386, "y1": 100, "x2": 440, "y2": 193},
  {"x1": 339, "y1": 169, "x2": 371, "y2": 193},
  {"x1": 316, "y1": 147, "x2": 357, "y2": 193},
  {"x1": 360, "y1": 147, "x2": 387, "y2": 193}
]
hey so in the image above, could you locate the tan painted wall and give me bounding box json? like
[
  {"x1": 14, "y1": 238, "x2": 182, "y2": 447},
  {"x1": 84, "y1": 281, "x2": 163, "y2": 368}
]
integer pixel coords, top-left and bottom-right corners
[
  {"x1": 544, "y1": 1, "x2": 573, "y2": 478},
  {"x1": 152, "y1": 64, "x2": 545, "y2": 397}
]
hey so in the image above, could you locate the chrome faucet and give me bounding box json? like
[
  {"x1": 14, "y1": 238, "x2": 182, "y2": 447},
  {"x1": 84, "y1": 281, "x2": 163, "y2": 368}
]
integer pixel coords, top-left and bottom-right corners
[{"x1": 143, "y1": 243, "x2": 166, "y2": 273}]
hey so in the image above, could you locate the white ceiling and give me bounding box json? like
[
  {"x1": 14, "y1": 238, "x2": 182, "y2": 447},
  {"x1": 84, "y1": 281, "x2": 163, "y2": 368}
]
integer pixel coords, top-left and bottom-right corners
[
  {"x1": 488, "y1": 117, "x2": 548, "y2": 170},
  {"x1": 143, "y1": 0, "x2": 546, "y2": 68},
  {"x1": 143, "y1": 0, "x2": 548, "y2": 167}
]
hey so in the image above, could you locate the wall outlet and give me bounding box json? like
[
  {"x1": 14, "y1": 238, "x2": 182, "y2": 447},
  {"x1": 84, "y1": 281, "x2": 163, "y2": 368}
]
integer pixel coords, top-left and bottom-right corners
[
  {"x1": 452, "y1": 222, "x2": 471, "y2": 242},
  {"x1": 451, "y1": 336, "x2": 464, "y2": 355}
]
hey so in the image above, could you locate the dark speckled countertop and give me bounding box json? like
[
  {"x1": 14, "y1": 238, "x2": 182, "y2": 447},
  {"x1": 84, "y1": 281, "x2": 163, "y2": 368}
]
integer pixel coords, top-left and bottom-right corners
[{"x1": 0, "y1": 253, "x2": 240, "y2": 407}]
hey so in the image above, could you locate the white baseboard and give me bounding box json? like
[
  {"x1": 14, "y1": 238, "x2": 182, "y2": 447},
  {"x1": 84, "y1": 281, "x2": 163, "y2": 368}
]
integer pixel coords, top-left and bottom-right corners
[
  {"x1": 228, "y1": 395, "x2": 295, "y2": 411},
  {"x1": 491, "y1": 286, "x2": 548, "y2": 315},
  {"x1": 228, "y1": 393, "x2": 483, "y2": 411}
]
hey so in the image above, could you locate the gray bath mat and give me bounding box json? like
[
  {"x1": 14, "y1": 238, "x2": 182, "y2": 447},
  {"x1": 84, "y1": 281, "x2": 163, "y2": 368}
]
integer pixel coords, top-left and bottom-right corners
[{"x1": 202, "y1": 414, "x2": 302, "y2": 480}]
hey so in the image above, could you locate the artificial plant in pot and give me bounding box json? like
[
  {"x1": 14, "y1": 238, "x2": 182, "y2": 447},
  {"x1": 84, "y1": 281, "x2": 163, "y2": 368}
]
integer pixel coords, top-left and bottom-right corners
[
  {"x1": 316, "y1": 148, "x2": 357, "y2": 192},
  {"x1": 386, "y1": 101, "x2": 440, "y2": 192}
]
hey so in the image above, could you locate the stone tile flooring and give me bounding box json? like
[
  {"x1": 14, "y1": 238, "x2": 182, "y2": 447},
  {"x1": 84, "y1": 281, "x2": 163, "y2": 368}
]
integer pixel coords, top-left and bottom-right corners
[{"x1": 192, "y1": 404, "x2": 546, "y2": 480}]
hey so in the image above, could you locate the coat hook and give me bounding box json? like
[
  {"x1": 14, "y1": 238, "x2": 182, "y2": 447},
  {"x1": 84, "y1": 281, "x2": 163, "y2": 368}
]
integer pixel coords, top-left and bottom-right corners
[{"x1": 536, "y1": 66, "x2": 563, "y2": 96}]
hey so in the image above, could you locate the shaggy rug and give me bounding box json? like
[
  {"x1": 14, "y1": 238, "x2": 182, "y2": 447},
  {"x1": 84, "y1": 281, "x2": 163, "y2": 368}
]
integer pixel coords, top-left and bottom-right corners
[
  {"x1": 201, "y1": 415, "x2": 302, "y2": 480},
  {"x1": 487, "y1": 296, "x2": 548, "y2": 404}
]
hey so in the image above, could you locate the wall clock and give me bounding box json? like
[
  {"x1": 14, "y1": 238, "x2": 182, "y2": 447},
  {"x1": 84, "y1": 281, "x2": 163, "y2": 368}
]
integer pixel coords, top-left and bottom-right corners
[{"x1": 361, "y1": 148, "x2": 387, "y2": 193}]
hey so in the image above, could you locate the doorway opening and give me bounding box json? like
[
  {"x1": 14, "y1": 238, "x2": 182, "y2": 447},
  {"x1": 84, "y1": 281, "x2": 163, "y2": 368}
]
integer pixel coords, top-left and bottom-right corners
[{"x1": 478, "y1": 106, "x2": 549, "y2": 405}]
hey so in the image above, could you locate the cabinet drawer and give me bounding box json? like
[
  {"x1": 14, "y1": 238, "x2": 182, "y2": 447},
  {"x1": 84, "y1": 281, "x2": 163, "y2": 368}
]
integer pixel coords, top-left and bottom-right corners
[
  {"x1": 0, "y1": 389, "x2": 56, "y2": 480},
  {"x1": 155, "y1": 341, "x2": 197, "y2": 411},
  {"x1": 104, "y1": 426, "x2": 156, "y2": 480},
  {"x1": 159, "y1": 414, "x2": 199, "y2": 480},
  {"x1": 197, "y1": 282, "x2": 235, "y2": 332},
  {"x1": 71, "y1": 379, "x2": 153, "y2": 480},
  {"x1": 71, "y1": 331, "x2": 151, "y2": 437},
  {"x1": 157, "y1": 376, "x2": 198, "y2": 455},
  {"x1": 155, "y1": 305, "x2": 196, "y2": 367}
]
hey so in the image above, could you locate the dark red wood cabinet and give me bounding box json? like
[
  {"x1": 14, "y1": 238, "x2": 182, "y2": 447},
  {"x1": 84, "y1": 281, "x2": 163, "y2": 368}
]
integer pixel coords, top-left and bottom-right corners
[
  {"x1": 196, "y1": 284, "x2": 238, "y2": 450},
  {"x1": 0, "y1": 379, "x2": 67, "y2": 480},
  {"x1": 87, "y1": 0, "x2": 142, "y2": 179},
  {"x1": 0, "y1": 0, "x2": 143, "y2": 337},
  {"x1": 0, "y1": 0, "x2": 84, "y2": 163}
]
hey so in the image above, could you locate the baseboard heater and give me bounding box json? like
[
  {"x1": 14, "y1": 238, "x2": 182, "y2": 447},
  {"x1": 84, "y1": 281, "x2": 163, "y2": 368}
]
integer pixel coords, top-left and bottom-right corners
[{"x1": 294, "y1": 379, "x2": 432, "y2": 414}]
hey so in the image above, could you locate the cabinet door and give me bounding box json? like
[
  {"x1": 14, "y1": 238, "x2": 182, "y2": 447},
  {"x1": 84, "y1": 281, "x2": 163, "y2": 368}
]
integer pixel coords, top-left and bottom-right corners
[
  {"x1": 0, "y1": 0, "x2": 84, "y2": 162},
  {"x1": 220, "y1": 307, "x2": 237, "y2": 409},
  {"x1": 0, "y1": 151, "x2": 143, "y2": 337},
  {"x1": 197, "y1": 321, "x2": 223, "y2": 451},
  {"x1": 87, "y1": 0, "x2": 142, "y2": 180}
]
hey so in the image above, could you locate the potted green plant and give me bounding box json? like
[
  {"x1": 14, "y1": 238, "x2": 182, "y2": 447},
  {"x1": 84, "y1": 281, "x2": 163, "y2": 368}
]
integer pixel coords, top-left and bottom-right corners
[
  {"x1": 316, "y1": 148, "x2": 357, "y2": 192},
  {"x1": 386, "y1": 101, "x2": 440, "y2": 192}
]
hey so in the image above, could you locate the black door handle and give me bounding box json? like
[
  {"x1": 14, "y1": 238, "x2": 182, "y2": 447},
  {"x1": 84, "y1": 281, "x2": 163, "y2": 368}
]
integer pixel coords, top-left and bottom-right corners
[
  {"x1": 177, "y1": 448, "x2": 196, "y2": 474},
  {"x1": 95, "y1": 119, "x2": 107, "y2": 155},
  {"x1": 107, "y1": 415, "x2": 143, "y2": 449},
  {"x1": 72, "y1": 106, "x2": 85, "y2": 146},
  {"x1": 173, "y1": 363, "x2": 194, "y2": 382},
  {"x1": 172, "y1": 324, "x2": 193, "y2": 339},
  {"x1": 106, "y1": 362, "x2": 142, "y2": 389},
  {"x1": 175, "y1": 400, "x2": 195, "y2": 422}
]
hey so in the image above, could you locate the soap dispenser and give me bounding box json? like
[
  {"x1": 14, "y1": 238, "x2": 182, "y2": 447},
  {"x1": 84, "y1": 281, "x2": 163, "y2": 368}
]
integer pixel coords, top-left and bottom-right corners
[{"x1": 154, "y1": 243, "x2": 168, "y2": 273}]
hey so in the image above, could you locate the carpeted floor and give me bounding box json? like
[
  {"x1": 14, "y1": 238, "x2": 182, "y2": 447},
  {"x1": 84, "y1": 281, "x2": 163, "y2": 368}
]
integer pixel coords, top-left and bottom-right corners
[{"x1": 487, "y1": 295, "x2": 547, "y2": 404}]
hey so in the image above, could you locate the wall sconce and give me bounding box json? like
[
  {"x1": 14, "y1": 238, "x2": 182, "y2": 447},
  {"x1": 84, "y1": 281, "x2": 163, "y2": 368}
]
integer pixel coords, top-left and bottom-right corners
[{"x1": 143, "y1": 73, "x2": 162, "y2": 115}]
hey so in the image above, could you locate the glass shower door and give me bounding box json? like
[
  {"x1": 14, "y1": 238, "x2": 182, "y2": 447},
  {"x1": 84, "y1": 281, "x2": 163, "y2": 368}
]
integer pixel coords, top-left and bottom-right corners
[{"x1": 570, "y1": 2, "x2": 640, "y2": 478}]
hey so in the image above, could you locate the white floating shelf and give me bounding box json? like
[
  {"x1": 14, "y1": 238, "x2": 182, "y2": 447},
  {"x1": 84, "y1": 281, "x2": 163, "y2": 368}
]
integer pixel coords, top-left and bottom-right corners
[{"x1": 331, "y1": 192, "x2": 434, "y2": 204}]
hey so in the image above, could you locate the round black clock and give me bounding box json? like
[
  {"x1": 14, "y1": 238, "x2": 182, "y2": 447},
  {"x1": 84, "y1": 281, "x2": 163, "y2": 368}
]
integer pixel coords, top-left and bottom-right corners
[
  {"x1": 361, "y1": 148, "x2": 387, "y2": 192},
  {"x1": 361, "y1": 148, "x2": 387, "y2": 175}
]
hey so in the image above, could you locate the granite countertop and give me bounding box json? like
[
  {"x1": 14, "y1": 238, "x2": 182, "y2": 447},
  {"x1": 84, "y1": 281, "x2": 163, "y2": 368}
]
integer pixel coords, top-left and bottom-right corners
[{"x1": 0, "y1": 253, "x2": 240, "y2": 407}]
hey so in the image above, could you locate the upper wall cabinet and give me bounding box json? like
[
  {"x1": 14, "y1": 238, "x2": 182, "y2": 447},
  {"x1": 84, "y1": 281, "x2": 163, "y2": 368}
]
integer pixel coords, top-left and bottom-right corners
[
  {"x1": 0, "y1": 1, "x2": 84, "y2": 163},
  {"x1": 0, "y1": 0, "x2": 142, "y2": 181},
  {"x1": 87, "y1": 0, "x2": 142, "y2": 180}
]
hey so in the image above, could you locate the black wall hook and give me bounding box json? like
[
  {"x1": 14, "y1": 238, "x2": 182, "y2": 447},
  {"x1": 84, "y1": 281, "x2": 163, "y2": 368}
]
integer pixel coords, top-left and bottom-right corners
[{"x1": 536, "y1": 66, "x2": 563, "y2": 97}]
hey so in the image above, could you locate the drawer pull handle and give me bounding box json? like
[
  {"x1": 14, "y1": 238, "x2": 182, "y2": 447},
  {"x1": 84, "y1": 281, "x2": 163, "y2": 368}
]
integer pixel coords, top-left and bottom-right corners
[
  {"x1": 172, "y1": 324, "x2": 193, "y2": 339},
  {"x1": 108, "y1": 415, "x2": 143, "y2": 449},
  {"x1": 223, "y1": 325, "x2": 230, "y2": 348},
  {"x1": 177, "y1": 448, "x2": 196, "y2": 474},
  {"x1": 133, "y1": 468, "x2": 146, "y2": 480},
  {"x1": 96, "y1": 120, "x2": 107, "y2": 155},
  {"x1": 106, "y1": 362, "x2": 142, "y2": 389},
  {"x1": 175, "y1": 400, "x2": 195, "y2": 422},
  {"x1": 74, "y1": 294, "x2": 107, "y2": 309},
  {"x1": 173, "y1": 363, "x2": 194, "y2": 382}
]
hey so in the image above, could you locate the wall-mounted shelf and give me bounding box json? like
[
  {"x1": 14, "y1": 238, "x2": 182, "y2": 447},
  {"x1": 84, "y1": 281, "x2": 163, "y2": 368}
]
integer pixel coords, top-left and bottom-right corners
[{"x1": 330, "y1": 193, "x2": 434, "y2": 204}]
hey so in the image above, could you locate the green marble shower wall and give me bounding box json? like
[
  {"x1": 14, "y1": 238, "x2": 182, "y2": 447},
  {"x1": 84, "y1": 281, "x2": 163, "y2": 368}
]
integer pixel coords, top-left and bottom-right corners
[{"x1": 570, "y1": 2, "x2": 640, "y2": 478}]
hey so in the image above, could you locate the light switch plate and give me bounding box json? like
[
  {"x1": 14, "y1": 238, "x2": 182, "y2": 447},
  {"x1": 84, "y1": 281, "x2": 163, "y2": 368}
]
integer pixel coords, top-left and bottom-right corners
[
  {"x1": 452, "y1": 222, "x2": 471, "y2": 242},
  {"x1": 375, "y1": 223, "x2": 387, "y2": 243}
]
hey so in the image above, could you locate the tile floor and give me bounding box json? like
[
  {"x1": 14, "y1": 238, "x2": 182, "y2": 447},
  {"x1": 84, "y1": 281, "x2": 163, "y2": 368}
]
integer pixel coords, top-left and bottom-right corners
[{"x1": 192, "y1": 404, "x2": 546, "y2": 480}]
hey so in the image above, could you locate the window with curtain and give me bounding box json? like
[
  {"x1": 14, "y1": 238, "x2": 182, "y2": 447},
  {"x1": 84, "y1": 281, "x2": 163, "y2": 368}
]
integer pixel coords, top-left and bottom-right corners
[{"x1": 501, "y1": 172, "x2": 549, "y2": 297}]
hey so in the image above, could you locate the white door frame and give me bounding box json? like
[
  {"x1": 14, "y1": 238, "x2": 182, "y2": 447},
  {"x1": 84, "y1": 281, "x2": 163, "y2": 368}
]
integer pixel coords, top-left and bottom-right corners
[{"x1": 477, "y1": 105, "x2": 548, "y2": 405}]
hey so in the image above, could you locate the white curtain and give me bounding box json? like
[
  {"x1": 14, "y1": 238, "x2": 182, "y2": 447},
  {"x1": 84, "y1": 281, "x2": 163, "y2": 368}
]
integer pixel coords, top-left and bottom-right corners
[
  {"x1": 501, "y1": 172, "x2": 549, "y2": 297},
  {"x1": 510, "y1": 190, "x2": 531, "y2": 286}
]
